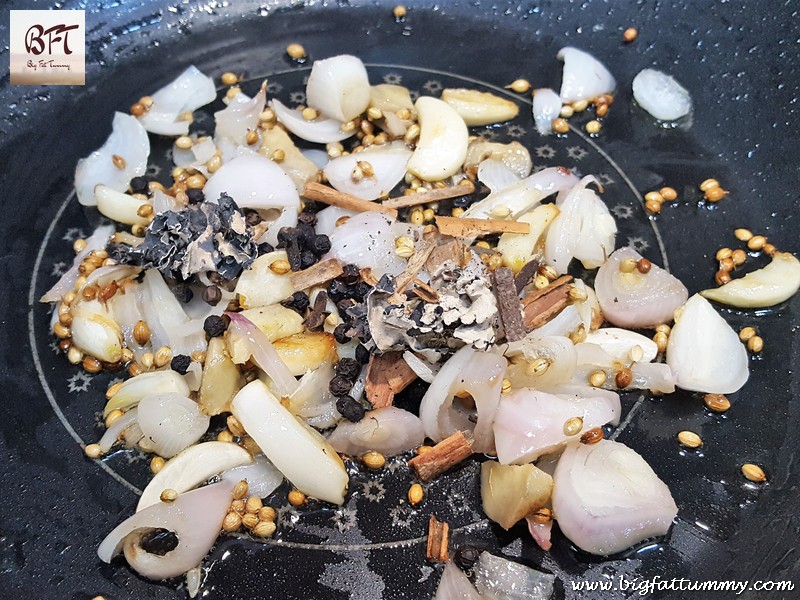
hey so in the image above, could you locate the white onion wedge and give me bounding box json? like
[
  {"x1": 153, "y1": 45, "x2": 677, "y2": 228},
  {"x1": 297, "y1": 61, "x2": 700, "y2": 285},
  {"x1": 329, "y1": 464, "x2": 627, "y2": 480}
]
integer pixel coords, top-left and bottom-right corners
[
  {"x1": 503, "y1": 334, "x2": 577, "y2": 389},
  {"x1": 327, "y1": 407, "x2": 425, "y2": 457},
  {"x1": 306, "y1": 55, "x2": 371, "y2": 122},
  {"x1": 477, "y1": 159, "x2": 521, "y2": 194},
  {"x1": 98, "y1": 482, "x2": 233, "y2": 580},
  {"x1": 137, "y1": 393, "x2": 210, "y2": 458},
  {"x1": 214, "y1": 83, "x2": 266, "y2": 146},
  {"x1": 532, "y1": 88, "x2": 563, "y2": 135},
  {"x1": 323, "y1": 145, "x2": 412, "y2": 200},
  {"x1": 233, "y1": 250, "x2": 296, "y2": 309},
  {"x1": 75, "y1": 112, "x2": 149, "y2": 206},
  {"x1": 595, "y1": 247, "x2": 689, "y2": 329},
  {"x1": 270, "y1": 99, "x2": 353, "y2": 144},
  {"x1": 435, "y1": 561, "x2": 482, "y2": 600},
  {"x1": 138, "y1": 65, "x2": 216, "y2": 136},
  {"x1": 70, "y1": 300, "x2": 123, "y2": 363},
  {"x1": 221, "y1": 455, "x2": 285, "y2": 498},
  {"x1": 141, "y1": 270, "x2": 207, "y2": 357},
  {"x1": 700, "y1": 252, "x2": 800, "y2": 308},
  {"x1": 173, "y1": 136, "x2": 216, "y2": 171},
  {"x1": 666, "y1": 294, "x2": 749, "y2": 394},
  {"x1": 632, "y1": 69, "x2": 692, "y2": 122},
  {"x1": 285, "y1": 358, "x2": 339, "y2": 428},
  {"x1": 137, "y1": 442, "x2": 252, "y2": 511},
  {"x1": 407, "y1": 96, "x2": 469, "y2": 182},
  {"x1": 94, "y1": 185, "x2": 151, "y2": 226},
  {"x1": 583, "y1": 328, "x2": 658, "y2": 363},
  {"x1": 552, "y1": 440, "x2": 678, "y2": 556},
  {"x1": 103, "y1": 371, "x2": 190, "y2": 417},
  {"x1": 231, "y1": 380, "x2": 348, "y2": 504},
  {"x1": 558, "y1": 47, "x2": 616, "y2": 102},
  {"x1": 441, "y1": 88, "x2": 519, "y2": 126},
  {"x1": 464, "y1": 140, "x2": 532, "y2": 179}
]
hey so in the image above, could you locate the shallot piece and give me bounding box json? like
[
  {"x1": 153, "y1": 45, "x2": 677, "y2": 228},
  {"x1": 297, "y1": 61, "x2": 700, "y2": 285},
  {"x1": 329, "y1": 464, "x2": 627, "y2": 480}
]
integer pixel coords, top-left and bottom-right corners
[
  {"x1": 532, "y1": 88, "x2": 563, "y2": 135},
  {"x1": 473, "y1": 551, "x2": 555, "y2": 600},
  {"x1": 74, "y1": 113, "x2": 149, "y2": 206},
  {"x1": 41, "y1": 224, "x2": 116, "y2": 302},
  {"x1": 552, "y1": 440, "x2": 678, "y2": 556},
  {"x1": 220, "y1": 454, "x2": 285, "y2": 499},
  {"x1": 419, "y1": 346, "x2": 506, "y2": 454},
  {"x1": 97, "y1": 482, "x2": 233, "y2": 580},
  {"x1": 137, "y1": 393, "x2": 210, "y2": 458},
  {"x1": 525, "y1": 516, "x2": 553, "y2": 551},
  {"x1": 557, "y1": 47, "x2": 616, "y2": 103},
  {"x1": 270, "y1": 99, "x2": 353, "y2": 144},
  {"x1": 285, "y1": 357, "x2": 340, "y2": 429},
  {"x1": 214, "y1": 83, "x2": 267, "y2": 146},
  {"x1": 632, "y1": 69, "x2": 692, "y2": 122},
  {"x1": 700, "y1": 252, "x2": 800, "y2": 308},
  {"x1": 323, "y1": 144, "x2": 412, "y2": 200},
  {"x1": 435, "y1": 561, "x2": 483, "y2": 600},
  {"x1": 464, "y1": 140, "x2": 532, "y2": 179},
  {"x1": 327, "y1": 407, "x2": 425, "y2": 457},
  {"x1": 477, "y1": 159, "x2": 521, "y2": 194},
  {"x1": 137, "y1": 65, "x2": 216, "y2": 136},
  {"x1": 103, "y1": 370, "x2": 191, "y2": 417},
  {"x1": 97, "y1": 408, "x2": 138, "y2": 454},
  {"x1": 141, "y1": 269, "x2": 207, "y2": 357},
  {"x1": 594, "y1": 247, "x2": 688, "y2": 329},
  {"x1": 306, "y1": 55, "x2": 371, "y2": 122},
  {"x1": 493, "y1": 387, "x2": 620, "y2": 464},
  {"x1": 666, "y1": 294, "x2": 749, "y2": 394}
]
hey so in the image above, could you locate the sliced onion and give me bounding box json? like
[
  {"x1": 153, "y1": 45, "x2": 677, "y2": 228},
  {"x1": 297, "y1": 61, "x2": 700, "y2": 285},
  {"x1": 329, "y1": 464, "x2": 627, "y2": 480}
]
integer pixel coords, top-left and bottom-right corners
[
  {"x1": 419, "y1": 345, "x2": 505, "y2": 454},
  {"x1": 532, "y1": 88, "x2": 563, "y2": 135},
  {"x1": 306, "y1": 55, "x2": 371, "y2": 122},
  {"x1": 270, "y1": 99, "x2": 352, "y2": 144},
  {"x1": 141, "y1": 270, "x2": 207, "y2": 357},
  {"x1": 473, "y1": 551, "x2": 555, "y2": 600},
  {"x1": 583, "y1": 328, "x2": 658, "y2": 363},
  {"x1": 173, "y1": 137, "x2": 217, "y2": 171},
  {"x1": 477, "y1": 158, "x2": 521, "y2": 194},
  {"x1": 221, "y1": 454, "x2": 285, "y2": 498},
  {"x1": 493, "y1": 387, "x2": 620, "y2": 464},
  {"x1": 285, "y1": 357, "x2": 339, "y2": 428},
  {"x1": 632, "y1": 69, "x2": 692, "y2": 122},
  {"x1": 327, "y1": 407, "x2": 425, "y2": 457},
  {"x1": 97, "y1": 408, "x2": 139, "y2": 453},
  {"x1": 323, "y1": 145, "x2": 412, "y2": 200},
  {"x1": 98, "y1": 482, "x2": 233, "y2": 580},
  {"x1": 41, "y1": 224, "x2": 115, "y2": 302},
  {"x1": 138, "y1": 442, "x2": 252, "y2": 511},
  {"x1": 504, "y1": 334, "x2": 577, "y2": 390},
  {"x1": 214, "y1": 83, "x2": 267, "y2": 146},
  {"x1": 464, "y1": 140, "x2": 532, "y2": 179},
  {"x1": 103, "y1": 370, "x2": 191, "y2": 417},
  {"x1": 75, "y1": 112, "x2": 149, "y2": 206},
  {"x1": 137, "y1": 393, "x2": 210, "y2": 459},
  {"x1": 552, "y1": 440, "x2": 678, "y2": 556},
  {"x1": 666, "y1": 294, "x2": 749, "y2": 394},
  {"x1": 435, "y1": 561, "x2": 482, "y2": 600},
  {"x1": 231, "y1": 380, "x2": 348, "y2": 504},
  {"x1": 312, "y1": 206, "x2": 358, "y2": 238},
  {"x1": 226, "y1": 312, "x2": 299, "y2": 397},
  {"x1": 557, "y1": 47, "x2": 616, "y2": 102},
  {"x1": 402, "y1": 351, "x2": 439, "y2": 383},
  {"x1": 595, "y1": 247, "x2": 689, "y2": 329},
  {"x1": 530, "y1": 304, "x2": 582, "y2": 338},
  {"x1": 138, "y1": 65, "x2": 216, "y2": 136}
]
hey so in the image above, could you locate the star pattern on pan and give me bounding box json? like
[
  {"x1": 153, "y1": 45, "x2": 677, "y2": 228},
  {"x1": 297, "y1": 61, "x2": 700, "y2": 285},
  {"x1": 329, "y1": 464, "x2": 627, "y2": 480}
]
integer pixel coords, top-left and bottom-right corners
[
  {"x1": 266, "y1": 81, "x2": 283, "y2": 95},
  {"x1": 388, "y1": 503, "x2": 413, "y2": 529},
  {"x1": 418, "y1": 565, "x2": 434, "y2": 583},
  {"x1": 480, "y1": 128, "x2": 500, "y2": 141},
  {"x1": 289, "y1": 91, "x2": 306, "y2": 105},
  {"x1": 422, "y1": 80, "x2": 442, "y2": 94},
  {"x1": 51, "y1": 261, "x2": 67, "y2": 277},
  {"x1": 505, "y1": 124, "x2": 525, "y2": 139},
  {"x1": 611, "y1": 204, "x2": 634, "y2": 219},
  {"x1": 598, "y1": 172, "x2": 615, "y2": 186},
  {"x1": 330, "y1": 507, "x2": 358, "y2": 532},
  {"x1": 62, "y1": 227, "x2": 85, "y2": 242},
  {"x1": 534, "y1": 145, "x2": 556, "y2": 159},
  {"x1": 566, "y1": 145, "x2": 588, "y2": 160},
  {"x1": 359, "y1": 479, "x2": 386, "y2": 503},
  {"x1": 627, "y1": 236, "x2": 650, "y2": 253},
  {"x1": 67, "y1": 371, "x2": 93, "y2": 394},
  {"x1": 276, "y1": 503, "x2": 300, "y2": 529},
  {"x1": 382, "y1": 73, "x2": 402, "y2": 85},
  {"x1": 49, "y1": 340, "x2": 60, "y2": 354}
]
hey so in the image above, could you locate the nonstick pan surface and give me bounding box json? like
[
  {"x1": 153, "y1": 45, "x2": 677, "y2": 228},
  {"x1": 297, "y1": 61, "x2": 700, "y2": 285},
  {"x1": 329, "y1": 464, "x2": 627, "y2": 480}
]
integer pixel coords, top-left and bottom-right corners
[{"x1": 1, "y1": 1, "x2": 798, "y2": 598}]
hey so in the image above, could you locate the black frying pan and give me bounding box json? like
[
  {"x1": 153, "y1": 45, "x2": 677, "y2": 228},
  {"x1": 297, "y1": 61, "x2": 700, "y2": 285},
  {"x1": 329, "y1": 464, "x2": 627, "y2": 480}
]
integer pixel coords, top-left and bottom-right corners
[{"x1": 1, "y1": 1, "x2": 798, "y2": 598}]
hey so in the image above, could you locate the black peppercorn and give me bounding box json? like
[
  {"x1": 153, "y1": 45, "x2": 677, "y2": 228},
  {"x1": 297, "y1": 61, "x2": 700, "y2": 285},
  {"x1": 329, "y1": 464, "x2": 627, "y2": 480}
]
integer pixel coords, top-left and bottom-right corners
[
  {"x1": 310, "y1": 234, "x2": 332, "y2": 256},
  {"x1": 454, "y1": 545, "x2": 480, "y2": 571},
  {"x1": 300, "y1": 249, "x2": 317, "y2": 269},
  {"x1": 186, "y1": 188, "x2": 205, "y2": 204},
  {"x1": 329, "y1": 375, "x2": 354, "y2": 397},
  {"x1": 203, "y1": 315, "x2": 227, "y2": 337},
  {"x1": 334, "y1": 358, "x2": 361, "y2": 381},
  {"x1": 339, "y1": 263, "x2": 361, "y2": 285},
  {"x1": 171, "y1": 284, "x2": 193, "y2": 304},
  {"x1": 355, "y1": 344, "x2": 370, "y2": 365},
  {"x1": 170, "y1": 354, "x2": 192, "y2": 375},
  {"x1": 130, "y1": 176, "x2": 149, "y2": 195},
  {"x1": 281, "y1": 291, "x2": 310, "y2": 315},
  {"x1": 277, "y1": 227, "x2": 295, "y2": 246},
  {"x1": 296, "y1": 223, "x2": 316, "y2": 247},
  {"x1": 333, "y1": 323, "x2": 350, "y2": 344},
  {"x1": 336, "y1": 395, "x2": 365, "y2": 422},
  {"x1": 351, "y1": 281, "x2": 372, "y2": 302},
  {"x1": 328, "y1": 279, "x2": 350, "y2": 302},
  {"x1": 202, "y1": 285, "x2": 223, "y2": 306},
  {"x1": 297, "y1": 211, "x2": 318, "y2": 226},
  {"x1": 286, "y1": 237, "x2": 303, "y2": 271},
  {"x1": 245, "y1": 210, "x2": 263, "y2": 226}
]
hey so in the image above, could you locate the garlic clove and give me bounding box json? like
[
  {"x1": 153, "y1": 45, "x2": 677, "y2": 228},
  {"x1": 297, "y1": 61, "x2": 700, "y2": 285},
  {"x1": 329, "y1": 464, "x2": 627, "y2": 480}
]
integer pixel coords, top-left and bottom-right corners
[
  {"x1": 71, "y1": 300, "x2": 123, "y2": 363},
  {"x1": 95, "y1": 185, "x2": 152, "y2": 226},
  {"x1": 441, "y1": 88, "x2": 519, "y2": 126},
  {"x1": 306, "y1": 55, "x2": 371, "y2": 122},
  {"x1": 406, "y1": 96, "x2": 469, "y2": 181},
  {"x1": 700, "y1": 252, "x2": 800, "y2": 308},
  {"x1": 103, "y1": 370, "x2": 191, "y2": 417}
]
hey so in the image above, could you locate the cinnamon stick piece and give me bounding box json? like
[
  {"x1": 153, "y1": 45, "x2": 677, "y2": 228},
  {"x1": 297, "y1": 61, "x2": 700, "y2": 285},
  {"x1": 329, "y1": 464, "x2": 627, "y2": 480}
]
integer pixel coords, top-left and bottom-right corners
[
  {"x1": 365, "y1": 352, "x2": 418, "y2": 409},
  {"x1": 491, "y1": 267, "x2": 526, "y2": 342},
  {"x1": 382, "y1": 181, "x2": 475, "y2": 209},
  {"x1": 426, "y1": 515, "x2": 450, "y2": 563},
  {"x1": 394, "y1": 236, "x2": 437, "y2": 293},
  {"x1": 303, "y1": 182, "x2": 398, "y2": 217},
  {"x1": 521, "y1": 275, "x2": 573, "y2": 329},
  {"x1": 408, "y1": 431, "x2": 474, "y2": 481},
  {"x1": 425, "y1": 237, "x2": 466, "y2": 273},
  {"x1": 290, "y1": 258, "x2": 343, "y2": 291},
  {"x1": 435, "y1": 215, "x2": 530, "y2": 237}
]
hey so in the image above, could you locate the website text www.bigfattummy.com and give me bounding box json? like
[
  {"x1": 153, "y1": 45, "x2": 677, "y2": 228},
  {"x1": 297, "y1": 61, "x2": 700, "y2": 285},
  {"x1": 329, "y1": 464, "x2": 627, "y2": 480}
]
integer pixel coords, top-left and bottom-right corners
[{"x1": 570, "y1": 575, "x2": 795, "y2": 596}]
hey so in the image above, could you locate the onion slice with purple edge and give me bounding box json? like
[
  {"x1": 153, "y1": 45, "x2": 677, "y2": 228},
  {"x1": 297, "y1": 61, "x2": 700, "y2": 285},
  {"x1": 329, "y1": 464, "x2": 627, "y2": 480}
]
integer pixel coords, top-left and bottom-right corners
[
  {"x1": 225, "y1": 312, "x2": 299, "y2": 397},
  {"x1": 97, "y1": 481, "x2": 234, "y2": 580}
]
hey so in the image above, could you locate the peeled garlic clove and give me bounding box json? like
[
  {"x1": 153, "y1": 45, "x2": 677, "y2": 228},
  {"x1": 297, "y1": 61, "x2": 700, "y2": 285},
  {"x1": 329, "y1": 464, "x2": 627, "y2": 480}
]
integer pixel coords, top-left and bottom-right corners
[
  {"x1": 558, "y1": 47, "x2": 616, "y2": 103},
  {"x1": 583, "y1": 328, "x2": 658, "y2": 363},
  {"x1": 198, "y1": 337, "x2": 246, "y2": 416},
  {"x1": 441, "y1": 88, "x2": 519, "y2": 126},
  {"x1": 497, "y1": 204, "x2": 560, "y2": 273},
  {"x1": 667, "y1": 294, "x2": 749, "y2": 394},
  {"x1": 272, "y1": 332, "x2": 337, "y2": 376},
  {"x1": 369, "y1": 83, "x2": 414, "y2": 114},
  {"x1": 232, "y1": 380, "x2": 348, "y2": 505},
  {"x1": 481, "y1": 461, "x2": 553, "y2": 530},
  {"x1": 700, "y1": 252, "x2": 800, "y2": 308},
  {"x1": 407, "y1": 96, "x2": 469, "y2": 181},
  {"x1": 306, "y1": 55, "x2": 371, "y2": 122},
  {"x1": 71, "y1": 300, "x2": 123, "y2": 363},
  {"x1": 95, "y1": 185, "x2": 151, "y2": 226},
  {"x1": 532, "y1": 88, "x2": 563, "y2": 135},
  {"x1": 632, "y1": 69, "x2": 692, "y2": 122},
  {"x1": 233, "y1": 250, "x2": 296, "y2": 310},
  {"x1": 238, "y1": 304, "x2": 305, "y2": 342},
  {"x1": 137, "y1": 441, "x2": 252, "y2": 512},
  {"x1": 103, "y1": 370, "x2": 191, "y2": 417}
]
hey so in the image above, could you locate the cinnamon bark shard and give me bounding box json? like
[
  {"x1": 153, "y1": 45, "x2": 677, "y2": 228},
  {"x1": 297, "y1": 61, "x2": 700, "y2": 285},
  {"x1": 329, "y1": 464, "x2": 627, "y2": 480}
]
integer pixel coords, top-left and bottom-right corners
[
  {"x1": 491, "y1": 267, "x2": 526, "y2": 342},
  {"x1": 426, "y1": 515, "x2": 450, "y2": 563},
  {"x1": 521, "y1": 275, "x2": 573, "y2": 329},
  {"x1": 425, "y1": 237, "x2": 466, "y2": 273},
  {"x1": 365, "y1": 351, "x2": 418, "y2": 408},
  {"x1": 290, "y1": 258, "x2": 343, "y2": 291},
  {"x1": 514, "y1": 258, "x2": 542, "y2": 294},
  {"x1": 408, "y1": 431, "x2": 474, "y2": 481},
  {"x1": 435, "y1": 215, "x2": 530, "y2": 237},
  {"x1": 382, "y1": 181, "x2": 475, "y2": 210},
  {"x1": 394, "y1": 236, "x2": 437, "y2": 294},
  {"x1": 303, "y1": 182, "x2": 398, "y2": 217}
]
